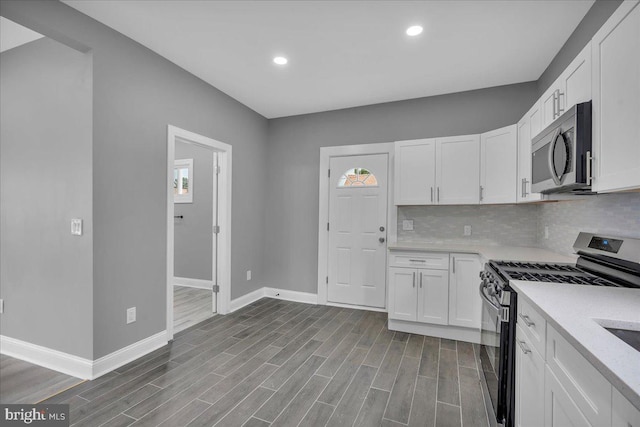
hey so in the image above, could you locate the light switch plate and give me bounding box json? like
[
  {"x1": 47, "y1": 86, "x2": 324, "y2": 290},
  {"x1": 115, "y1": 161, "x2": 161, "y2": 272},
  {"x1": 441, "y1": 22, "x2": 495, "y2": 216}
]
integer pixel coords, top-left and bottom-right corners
[
  {"x1": 464, "y1": 225, "x2": 472, "y2": 236},
  {"x1": 402, "y1": 220, "x2": 414, "y2": 231},
  {"x1": 246, "y1": 270, "x2": 252, "y2": 281},
  {"x1": 126, "y1": 307, "x2": 136, "y2": 324},
  {"x1": 71, "y1": 218, "x2": 83, "y2": 236},
  {"x1": 0, "y1": 299, "x2": 4, "y2": 314}
]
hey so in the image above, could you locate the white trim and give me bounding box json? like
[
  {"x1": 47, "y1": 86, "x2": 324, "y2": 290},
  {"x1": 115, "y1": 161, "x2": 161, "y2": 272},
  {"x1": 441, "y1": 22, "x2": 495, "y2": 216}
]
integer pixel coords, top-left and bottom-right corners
[
  {"x1": 387, "y1": 319, "x2": 481, "y2": 344},
  {"x1": 228, "y1": 287, "x2": 319, "y2": 312},
  {"x1": 0, "y1": 331, "x2": 168, "y2": 380},
  {"x1": 317, "y1": 142, "x2": 396, "y2": 307},
  {"x1": 263, "y1": 287, "x2": 318, "y2": 305},
  {"x1": 229, "y1": 288, "x2": 266, "y2": 312},
  {"x1": 327, "y1": 302, "x2": 387, "y2": 313},
  {"x1": 173, "y1": 277, "x2": 212, "y2": 290},
  {"x1": 167, "y1": 125, "x2": 232, "y2": 343},
  {"x1": 92, "y1": 331, "x2": 167, "y2": 379},
  {"x1": 0, "y1": 335, "x2": 93, "y2": 379}
]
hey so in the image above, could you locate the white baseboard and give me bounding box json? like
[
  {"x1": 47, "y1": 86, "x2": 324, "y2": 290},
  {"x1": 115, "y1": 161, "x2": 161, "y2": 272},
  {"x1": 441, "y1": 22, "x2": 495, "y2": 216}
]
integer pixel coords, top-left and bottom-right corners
[
  {"x1": 92, "y1": 330, "x2": 167, "y2": 379},
  {"x1": 263, "y1": 287, "x2": 318, "y2": 305},
  {"x1": 229, "y1": 287, "x2": 318, "y2": 312},
  {"x1": 1, "y1": 331, "x2": 168, "y2": 380},
  {"x1": 0, "y1": 335, "x2": 93, "y2": 379},
  {"x1": 173, "y1": 277, "x2": 212, "y2": 290},
  {"x1": 388, "y1": 319, "x2": 481, "y2": 344},
  {"x1": 327, "y1": 301, "x2": 386, "y2": 313}
]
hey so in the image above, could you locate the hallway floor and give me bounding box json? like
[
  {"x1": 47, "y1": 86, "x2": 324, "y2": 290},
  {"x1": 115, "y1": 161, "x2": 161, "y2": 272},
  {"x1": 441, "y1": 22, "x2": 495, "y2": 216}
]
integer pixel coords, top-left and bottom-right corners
[
  {"x1": 174, "y1": 285, "x2": 214, "y2": 334},
  {"x1": 42, "y1": 298, "x2": 489, "y2": 426}
]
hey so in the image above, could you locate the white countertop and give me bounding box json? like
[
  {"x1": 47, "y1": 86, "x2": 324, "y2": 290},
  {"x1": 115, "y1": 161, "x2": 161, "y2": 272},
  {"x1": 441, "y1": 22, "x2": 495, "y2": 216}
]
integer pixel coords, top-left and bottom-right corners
[
  {"x1": 388, "y1": 242, "x2": 578, "y2": 264},
  {"x1": 510, "y1": 280, "x2": 640, "y2": 410}
]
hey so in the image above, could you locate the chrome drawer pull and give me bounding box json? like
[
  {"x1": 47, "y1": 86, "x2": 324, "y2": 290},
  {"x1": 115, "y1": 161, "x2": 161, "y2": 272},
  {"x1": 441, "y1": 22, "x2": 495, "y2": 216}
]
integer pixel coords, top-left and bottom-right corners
[
  {"x1": 519, "y1": 313, "x2": 535, "y2": 327},
  {"x1": 517, "y1": 339, "x2": 531, "y2": 354},
  {"x1": 409, "y1": 259, "x2": 426, "y2": 263}
]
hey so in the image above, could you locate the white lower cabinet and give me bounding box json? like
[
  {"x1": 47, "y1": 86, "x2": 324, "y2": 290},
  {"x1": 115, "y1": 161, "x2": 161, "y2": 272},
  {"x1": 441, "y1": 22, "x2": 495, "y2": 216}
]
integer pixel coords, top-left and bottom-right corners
[
  {"x1": 545, "y1": 366, "x2": 592, "y2": 427},
  {"x1": 515, "y1": 325, "x2": 545, "y2": 427},
  {"x1": 612, "y1": 388, "x2": 640, "y2": 427},
  {"x1": 448, "y1": 253, "x2": 482, "y2": 329},
  {"x1": 388, "y1": 251, "x2": 480, "y2": 340}
]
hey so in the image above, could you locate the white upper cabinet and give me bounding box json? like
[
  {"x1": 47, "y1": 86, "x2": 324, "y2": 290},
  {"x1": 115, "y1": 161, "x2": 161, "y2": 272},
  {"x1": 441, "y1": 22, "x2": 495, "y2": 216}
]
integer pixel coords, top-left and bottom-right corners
[
  {"x1": 480, "y1": 124, "x2": 518, "y2": 204},
  {"x1": 394, "y1": 139, "x2": 436, "y2": 205},
  {"x1": 540, "y1": 42, "x2": 592, "y2": 130},
  {"x1": 517, "y1": 103, "x2": 543, "y2": 202},
  {"x1": 436, "y1": 135, "x2": 481, "y2": 205},
  {"x1": 591, "y1": 0, "x2": 640, "y2": 193}
]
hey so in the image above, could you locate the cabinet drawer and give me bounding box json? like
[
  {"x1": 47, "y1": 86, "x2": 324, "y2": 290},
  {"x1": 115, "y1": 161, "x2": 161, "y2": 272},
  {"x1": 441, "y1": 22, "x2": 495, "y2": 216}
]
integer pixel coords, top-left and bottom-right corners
[
  {"x1": 389, "y1": 252, "x2": 449, "y2": 269},
  {"x1": 546, "y1": 325, "x2": 612, "y2": 427},
  {"x1": 517, "y1": 298, "x2": 547, "y2": 358}
]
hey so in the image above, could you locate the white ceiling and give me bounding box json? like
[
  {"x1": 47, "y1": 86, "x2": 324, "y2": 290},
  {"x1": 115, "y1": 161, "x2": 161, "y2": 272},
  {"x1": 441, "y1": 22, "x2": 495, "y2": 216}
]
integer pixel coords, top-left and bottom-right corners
[
  {"x1": 63, "y1": 0, "x2": 594, "y2": 118},
  {"x1": 0, "y1": 17, "x2": 44, "y2": 53}
]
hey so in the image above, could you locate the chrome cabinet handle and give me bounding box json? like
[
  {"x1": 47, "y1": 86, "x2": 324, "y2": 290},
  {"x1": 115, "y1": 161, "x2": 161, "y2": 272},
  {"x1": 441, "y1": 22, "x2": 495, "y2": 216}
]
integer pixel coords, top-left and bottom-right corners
[
  {"x1": 517, "y1": 339, "x2": 531, "y2": 354},
  {"x1": 452, "y1": 257, "x2": 456, "y2": 273},
  {"x1": 586, "y1": 151, "x2": 593, "y2": 185},
  {"x1": 557, "y1": 90, "x2": 565, "y2": 116},
  {"x1": 523, "y1": 178, "x2": 529, "y2": 197},
  {"x1": 437, "y1": 187, "x2": 440, "y2": 203},
  {"x1": 552, "y1": 90, "x2": 557, "y2": 119},
  {"x1": 419, "y1": 272, "x2": 423, "y2": 288},
  {"x1": 430, "y1": 187, "x2": 433, "y2": 202},
  {"x1": 413, "y1": 271, "x2": 416, "y2": 288},
  {"x1": 409, "y1": 259, "x2": 426, "y2": 263},
  {"x1": 479, "y1": 185, "x2": 484, "y2": 201},
  {"x1": 519, "y1": 313, "x2": 535, "y2": 327}
]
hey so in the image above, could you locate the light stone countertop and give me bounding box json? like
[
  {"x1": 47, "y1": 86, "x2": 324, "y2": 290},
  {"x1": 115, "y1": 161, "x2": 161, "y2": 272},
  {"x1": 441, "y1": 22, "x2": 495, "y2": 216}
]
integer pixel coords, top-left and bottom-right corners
[
  {"x1": 388, "y1": 242, "x2": 578, "y2": 264},
  {"x1": 510, "y1": 280, "x2": 640, "y2": 410}
]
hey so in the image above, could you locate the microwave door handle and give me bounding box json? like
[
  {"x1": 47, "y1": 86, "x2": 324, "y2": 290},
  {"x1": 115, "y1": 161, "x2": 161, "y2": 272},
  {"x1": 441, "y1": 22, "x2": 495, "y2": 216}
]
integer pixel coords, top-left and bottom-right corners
[{"x1": 547, "y1": 128, "x2": 563, "y2": 185}]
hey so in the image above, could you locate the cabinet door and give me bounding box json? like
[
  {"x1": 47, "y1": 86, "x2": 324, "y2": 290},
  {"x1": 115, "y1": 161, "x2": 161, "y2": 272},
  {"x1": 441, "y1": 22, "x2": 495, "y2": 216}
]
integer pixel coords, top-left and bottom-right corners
[
  {"x1": 562, "y1": 42, "x2": 591, "y2": 109},
  {"x1": 394, "y1": 139, "x2": 436, "y2": 205},
  {"x1": 435, "y1": 135, "x2": 480, "y2": 205},
  {"x1": 592, "y1": 0, "x2": 640, "y2": 193},
  {"x1": 545, "y1": 366, "x2": 593, "y2": 427},
  {"x1": 540, "y1": 81, "x2": 563, "y2": 129},
  {"x1": 417, "y1": 269, "x2": 449, "y2": 325},
  {"x1": 612, "y1": 388, "x2": 640, "y2": 427},
  {"x1": 480, "y1": 124, "x2": 517, "y2": 204},
  {"x1": 448, "y1": 253, "x2": 481, "y2": 328},
  {"x1": 515, "y1": 325, "x2": 545, "y2": 427},
  {"x1": 517, "y1": 104, "x2": 543, "y2": 203},
  {"x1": 388, "y1": 267, "x2": 417, "y2": 321}
]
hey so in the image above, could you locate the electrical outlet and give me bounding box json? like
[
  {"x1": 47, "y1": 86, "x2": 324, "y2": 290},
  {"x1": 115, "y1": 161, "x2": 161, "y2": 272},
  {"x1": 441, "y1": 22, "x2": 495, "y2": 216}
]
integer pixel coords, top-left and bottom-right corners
[
  {"x1": 246, "y1": 270, "x2": 252, "y2": 281},
  {"x1": 544, "y1": 226, "x2": 549, "y2": 239},
  {"x1": 71, "y1": 218, "x2": 83, "y2": 236},
  {"x1": 464, "y1": 225, "x2": 472, "y2": 236},
  {"x1": 126, "y1": 307, "x2": 136, "y2": 324},
  {"x1": 0, "y1": 298, "x2": 4, "y2": 314},
  {"x1": 402, "y1": 220, "x2": 414, "y2": 231}
]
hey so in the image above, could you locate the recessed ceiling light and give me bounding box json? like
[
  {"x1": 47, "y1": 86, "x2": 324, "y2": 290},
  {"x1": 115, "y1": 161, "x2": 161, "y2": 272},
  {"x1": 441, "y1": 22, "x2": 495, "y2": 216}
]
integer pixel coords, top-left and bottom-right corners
[
  {"x1": 273, "y1": 56, "x2": 288, "y2": 65},
  {"x1": 406, "y1": 25, "x2": 423, "y2": 36}
]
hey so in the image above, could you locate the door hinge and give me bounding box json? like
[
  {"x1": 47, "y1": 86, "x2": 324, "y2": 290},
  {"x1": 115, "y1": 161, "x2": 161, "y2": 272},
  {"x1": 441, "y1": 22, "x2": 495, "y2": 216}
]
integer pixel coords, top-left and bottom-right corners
[
  {"x1": 214, "y1": 165, "x2": 221, "y2": 175},
  {"x1": 327, "y1": 222, "x2": 330, "y2": 231},
  {"x1": 326, "y1": 276, "x2": 328, "y2": 284},
  {"x1": 213, "y1": 225, "x2": 220, "y2": 234},
  {"x1": 212, "y1": 284, "x2": 220, "y2": 293}
]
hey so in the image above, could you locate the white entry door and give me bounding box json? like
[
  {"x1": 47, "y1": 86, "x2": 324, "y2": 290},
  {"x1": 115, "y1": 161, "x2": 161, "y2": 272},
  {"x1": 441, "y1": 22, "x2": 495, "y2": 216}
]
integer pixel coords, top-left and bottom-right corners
[{"x1": 327, "y1": 154, "x2": 388, "y2": 308}]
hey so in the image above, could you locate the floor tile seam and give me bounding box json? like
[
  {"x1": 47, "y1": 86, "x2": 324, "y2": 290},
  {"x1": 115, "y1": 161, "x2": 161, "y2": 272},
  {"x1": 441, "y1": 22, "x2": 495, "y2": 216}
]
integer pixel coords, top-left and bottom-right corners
[
  {"x1": 196, "y1": 359, "x2": 271, "y2": 405},
  {"x1": 455, "y1": 341, "x2": 464, "y2": 424},
  {"x1": 379, "y1": 341, "x2": 411, "y2": 424}
]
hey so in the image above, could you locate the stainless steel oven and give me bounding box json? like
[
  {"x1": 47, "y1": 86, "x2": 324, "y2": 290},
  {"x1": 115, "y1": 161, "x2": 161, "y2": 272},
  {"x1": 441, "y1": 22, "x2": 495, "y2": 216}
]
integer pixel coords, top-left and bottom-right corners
[
  {"x1": 531, "y1": 101, "x2": 592, "y2": 194},
  {"x1": 479, "y1": 266, "x2": 516, "y2": 427}
]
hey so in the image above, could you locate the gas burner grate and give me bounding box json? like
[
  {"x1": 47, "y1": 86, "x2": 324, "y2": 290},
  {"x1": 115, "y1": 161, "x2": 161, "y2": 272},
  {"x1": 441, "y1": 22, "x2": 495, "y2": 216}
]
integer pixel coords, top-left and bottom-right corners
[
  {"x1": 506, "y1": 271, "x2": 618, "y2": 286},
  {"x1": 495, "y1": 261, "x2": 582, "y2": 273}
]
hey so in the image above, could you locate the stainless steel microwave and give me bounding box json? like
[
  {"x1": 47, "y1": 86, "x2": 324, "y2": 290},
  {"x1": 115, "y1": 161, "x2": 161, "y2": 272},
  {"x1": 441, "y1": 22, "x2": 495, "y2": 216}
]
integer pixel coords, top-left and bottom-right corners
[{"x1": 531, "y1": 101, "x2": 592, "y2": 194}]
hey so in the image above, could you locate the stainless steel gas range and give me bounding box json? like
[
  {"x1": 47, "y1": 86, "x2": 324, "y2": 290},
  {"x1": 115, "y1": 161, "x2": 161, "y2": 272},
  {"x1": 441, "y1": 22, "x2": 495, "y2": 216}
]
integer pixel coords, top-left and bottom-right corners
[{"x1": 478, "y1": 232, "x2": 640, "y2": 427}]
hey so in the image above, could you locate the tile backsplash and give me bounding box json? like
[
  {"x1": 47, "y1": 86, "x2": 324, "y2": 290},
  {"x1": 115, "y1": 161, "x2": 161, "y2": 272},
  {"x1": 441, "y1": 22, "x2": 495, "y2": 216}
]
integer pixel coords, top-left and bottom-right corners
[
  {"x1": 398, "y1": 204, "x2": 540, "y2": 246},
  {"x1": 397, "y1": 192, "x2": 640, "y2": 256},
  {"x1": 538, "y1": 192, "x2": 640, "y2": 255}
]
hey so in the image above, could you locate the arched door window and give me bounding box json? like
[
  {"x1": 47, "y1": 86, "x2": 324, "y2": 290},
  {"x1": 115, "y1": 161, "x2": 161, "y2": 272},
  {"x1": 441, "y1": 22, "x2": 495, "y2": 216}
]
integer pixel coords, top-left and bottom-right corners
[{"x1": 337, "y1": 168, "x2": 378, "y2": 187}]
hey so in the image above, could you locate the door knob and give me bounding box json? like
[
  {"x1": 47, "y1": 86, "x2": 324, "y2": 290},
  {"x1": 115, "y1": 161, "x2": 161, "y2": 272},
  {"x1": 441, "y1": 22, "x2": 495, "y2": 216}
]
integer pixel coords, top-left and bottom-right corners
[{"x1": 379, "y1": 237, "x2": 385, "y2": 243}]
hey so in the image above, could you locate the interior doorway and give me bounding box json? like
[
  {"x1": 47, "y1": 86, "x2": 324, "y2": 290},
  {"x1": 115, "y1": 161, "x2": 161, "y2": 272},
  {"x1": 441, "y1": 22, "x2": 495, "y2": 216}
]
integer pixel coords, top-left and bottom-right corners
[{"x1": 166, "y1": 125, "x2": 232, "y2": 340}]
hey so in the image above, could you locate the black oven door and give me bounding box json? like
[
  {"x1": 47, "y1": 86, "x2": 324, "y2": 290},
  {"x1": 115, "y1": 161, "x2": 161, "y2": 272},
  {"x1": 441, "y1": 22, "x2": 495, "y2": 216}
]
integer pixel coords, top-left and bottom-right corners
[{"x1": 479, "y1": 282, "x2": 514, "y2": 427}]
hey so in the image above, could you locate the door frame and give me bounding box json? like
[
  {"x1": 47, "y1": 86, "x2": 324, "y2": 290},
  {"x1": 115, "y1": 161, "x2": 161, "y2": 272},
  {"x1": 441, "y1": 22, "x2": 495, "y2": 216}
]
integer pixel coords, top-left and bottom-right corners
[
  {"x1": 166, "y1": 125, "x2": 232, "y2": 341},
  {"x1": 317, "y1": 142, "x2": 396, "y2": 308}
]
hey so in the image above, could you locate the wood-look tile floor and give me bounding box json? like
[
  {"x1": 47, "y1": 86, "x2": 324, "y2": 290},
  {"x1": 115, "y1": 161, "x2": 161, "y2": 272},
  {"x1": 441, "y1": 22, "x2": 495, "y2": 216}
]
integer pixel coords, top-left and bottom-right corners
[
  {"x1": 0, "y1": 354, "x2": 84, "y2": 404},
  {"x1": 174, "y1": 286, "x2": 214, "y2": 334},
  {"x1": 43, "y1": 298, "x2": 489, "y2": 427}
]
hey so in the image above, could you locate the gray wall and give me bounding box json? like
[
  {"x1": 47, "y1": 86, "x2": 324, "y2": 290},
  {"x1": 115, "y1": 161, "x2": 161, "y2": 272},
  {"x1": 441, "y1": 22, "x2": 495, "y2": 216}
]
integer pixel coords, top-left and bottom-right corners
[
  {"x1": 539, "y1": 193, "x2": 640, "y2": 256},
  {"x1": 1, "y1": 0, "x2": 268, "y2": 358},
  {"x1": 537, "y1": 0, "x2": 622, "y2": 96},
  {"x1": 264, "y1": 82, "x2": 538, "y2": 294},
  {"x1": 174, "y1": 141, "x2": 213, "y2": 281},
  {"x1": 0, "y1": 37, "x2": 93, "y2": 358},
  {"x1": 398, "y1": 205, "x2": 540, "y2": 247}
]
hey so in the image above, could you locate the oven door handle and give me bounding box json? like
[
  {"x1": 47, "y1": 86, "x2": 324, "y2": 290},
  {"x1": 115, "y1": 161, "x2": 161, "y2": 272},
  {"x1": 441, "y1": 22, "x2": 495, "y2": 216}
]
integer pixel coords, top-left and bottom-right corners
[{"x1": 479, "y1": 282, "x2": 501, "y2": 312}]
